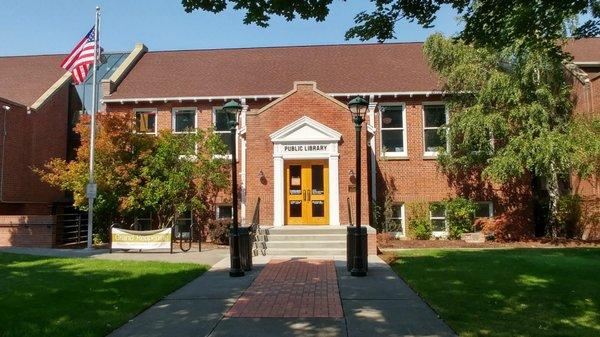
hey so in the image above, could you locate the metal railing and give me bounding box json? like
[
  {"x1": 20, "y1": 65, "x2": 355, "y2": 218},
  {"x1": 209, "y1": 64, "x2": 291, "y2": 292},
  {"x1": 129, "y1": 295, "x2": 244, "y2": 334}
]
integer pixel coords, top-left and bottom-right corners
[
  {"x1": 56, "y1": 213, "x2": 88, "y2": 246},
  {"x1": 347, "y1": 197, "x2": 353, "y2": 226},
  {"x1": 250, "y1": 197, "x2": 261, "y2": 231}
]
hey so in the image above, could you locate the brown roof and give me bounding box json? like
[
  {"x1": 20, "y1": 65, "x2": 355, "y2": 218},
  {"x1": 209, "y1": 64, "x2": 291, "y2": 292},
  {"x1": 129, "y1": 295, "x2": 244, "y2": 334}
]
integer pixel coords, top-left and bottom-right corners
[
  {"x1": 565, "y1": 37, "x2": 600, "y2": 63},
  {"x1": 107, "y1": 43, "x2": 442, "y2": 99},
  {"x1": 0, "y1": 54, "x2": 67, "y2": 106}
]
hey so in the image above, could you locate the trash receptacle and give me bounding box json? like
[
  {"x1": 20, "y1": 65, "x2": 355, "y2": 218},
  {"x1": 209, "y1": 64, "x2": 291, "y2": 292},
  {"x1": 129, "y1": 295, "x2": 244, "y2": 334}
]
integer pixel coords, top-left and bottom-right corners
[
  {"x1": 346, "y1": 226, "x2": 368, "y2": 272},
  {"x1": 237, "y1": 227, "x2": 253, "y2": 271}
]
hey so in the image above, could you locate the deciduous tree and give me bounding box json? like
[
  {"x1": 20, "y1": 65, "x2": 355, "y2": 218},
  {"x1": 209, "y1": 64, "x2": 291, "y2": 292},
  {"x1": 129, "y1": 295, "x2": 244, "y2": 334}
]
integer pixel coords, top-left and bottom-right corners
[{"x1": 423, "y1": 33, "x2": 600, "y2": 236}]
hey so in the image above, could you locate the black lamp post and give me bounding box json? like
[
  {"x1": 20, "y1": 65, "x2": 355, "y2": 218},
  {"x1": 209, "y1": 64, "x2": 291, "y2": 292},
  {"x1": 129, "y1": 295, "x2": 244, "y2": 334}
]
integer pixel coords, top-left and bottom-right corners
[
  {"x1": 222, "y1": 100, "x2": 244, "y2": 277},
  {"x1": 348, "y1": 96, "x2": 369, "y2": 277}
]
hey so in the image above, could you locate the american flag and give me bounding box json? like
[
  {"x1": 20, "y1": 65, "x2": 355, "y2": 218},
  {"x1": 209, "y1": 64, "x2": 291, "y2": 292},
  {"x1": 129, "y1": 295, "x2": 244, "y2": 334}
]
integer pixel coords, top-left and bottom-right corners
[{"x1": 60, "y1": 27, "x2": 99, "y2": 84}]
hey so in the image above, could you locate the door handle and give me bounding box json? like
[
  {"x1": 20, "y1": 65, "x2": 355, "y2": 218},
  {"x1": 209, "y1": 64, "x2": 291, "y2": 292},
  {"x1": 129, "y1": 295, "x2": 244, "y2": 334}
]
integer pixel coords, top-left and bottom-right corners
[
  {"x1": 303, "y1": 190, "x2": 306, "y2": 201},
  {"x1": 308, "y1": 190, "x2": 311, "y2": 200}
]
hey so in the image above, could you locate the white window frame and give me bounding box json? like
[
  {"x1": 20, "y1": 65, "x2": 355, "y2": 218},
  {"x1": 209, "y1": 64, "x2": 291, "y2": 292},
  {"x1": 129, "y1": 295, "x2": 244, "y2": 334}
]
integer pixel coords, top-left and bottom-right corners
[
  {"x1": 378, "y1": 102, "x2": 408, "y2": 158},
  {"x1": 430, "y1": 202, "x2": 447, "y2": 238},
  {"x1": 172, "y1": 107, "x2": 198, "y2": 134},
  {"x1": 390, "y1": 203, "x2": 406, "y2": 238},
  {"x1": 212, "y1": 106, "x2": 238, "y2": 160},
  {"x1": 134, "y1": 108, "x2": 158, "y2": 135},
  {"x1": 172, "y1": 107, "x2": 198, "y2": 158},
  {"x1": 422, "y1": 102, "x2": 449, "y2": 157},
  {"x1": 216, "y1": 204, "x2": 233, "y2": 220},
  {"x1": 475, "y1": 201, "x2": 494, "y2": 218}
]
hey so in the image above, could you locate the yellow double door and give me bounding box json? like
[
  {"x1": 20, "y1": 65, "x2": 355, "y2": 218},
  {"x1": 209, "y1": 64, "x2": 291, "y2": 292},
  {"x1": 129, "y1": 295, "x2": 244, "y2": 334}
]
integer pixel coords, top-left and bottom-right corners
[{"x1": 285, "y1": 160, "x2": 329, "y2": 225}]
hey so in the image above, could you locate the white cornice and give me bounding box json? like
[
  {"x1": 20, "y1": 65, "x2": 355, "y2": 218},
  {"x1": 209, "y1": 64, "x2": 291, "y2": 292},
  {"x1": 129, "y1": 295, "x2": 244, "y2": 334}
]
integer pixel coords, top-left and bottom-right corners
[{"x1": 101, "y1": 90, "x2": 445, "y2": 105}]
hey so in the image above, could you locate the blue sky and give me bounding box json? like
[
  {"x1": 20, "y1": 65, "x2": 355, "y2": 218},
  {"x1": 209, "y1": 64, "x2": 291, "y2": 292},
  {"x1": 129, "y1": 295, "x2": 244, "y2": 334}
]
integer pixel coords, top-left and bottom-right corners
[{"x1": 0, "y1": 0, "x2": 461, "y2": 56}]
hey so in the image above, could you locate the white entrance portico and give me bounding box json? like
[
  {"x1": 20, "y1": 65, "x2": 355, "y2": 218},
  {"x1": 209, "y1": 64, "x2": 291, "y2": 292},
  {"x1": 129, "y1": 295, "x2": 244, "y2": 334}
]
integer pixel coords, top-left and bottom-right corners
[{"x1": 270, "y1": 116, "x2": 342, "y2": 227}]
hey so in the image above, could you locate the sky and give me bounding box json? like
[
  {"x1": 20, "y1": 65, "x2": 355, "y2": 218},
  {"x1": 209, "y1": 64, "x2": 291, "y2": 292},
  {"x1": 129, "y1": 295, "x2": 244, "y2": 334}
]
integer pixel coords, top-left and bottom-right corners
[{"x1": 0, "y1": 0, "x2": 462, "y2": 56}]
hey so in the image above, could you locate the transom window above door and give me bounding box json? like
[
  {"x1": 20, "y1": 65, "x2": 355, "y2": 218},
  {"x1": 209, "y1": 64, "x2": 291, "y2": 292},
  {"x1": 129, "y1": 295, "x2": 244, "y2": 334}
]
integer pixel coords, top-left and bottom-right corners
[
  {"x1": 173, "y1": 108, "x2": 197, "y2": 133},
  {"x1": 379, "y1": 104, "x2": 407, "y2": 157}
]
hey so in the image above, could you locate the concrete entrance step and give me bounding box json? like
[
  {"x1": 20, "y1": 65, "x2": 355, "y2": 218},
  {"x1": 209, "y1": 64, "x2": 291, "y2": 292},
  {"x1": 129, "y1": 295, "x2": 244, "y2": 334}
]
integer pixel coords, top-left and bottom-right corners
[
  {"x1": 256, "y1": 234, "x2": 346, "y2": 241},
  {"x1": 255, "y1": 240, "x2": 346, "y2": 249},
  {"x1": 257, "y1": 226, "x2": 347, "y2": 235},
  {"x1": 264, "y1": 247, "x2": 346, "y2": 256}
]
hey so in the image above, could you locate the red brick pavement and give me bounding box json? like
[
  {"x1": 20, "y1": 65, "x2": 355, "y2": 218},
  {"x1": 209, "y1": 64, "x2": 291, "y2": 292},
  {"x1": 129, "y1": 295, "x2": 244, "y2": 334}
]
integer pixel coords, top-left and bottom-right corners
[{"x1": 225, "y1": 259, "x2": 343, "y2": 318}]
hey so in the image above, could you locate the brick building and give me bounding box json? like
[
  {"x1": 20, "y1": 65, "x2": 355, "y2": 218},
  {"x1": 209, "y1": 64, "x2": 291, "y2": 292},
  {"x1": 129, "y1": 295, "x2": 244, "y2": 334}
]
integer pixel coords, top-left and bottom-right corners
[
  {"x1": 0, "y1": 49, "x2": 133, "y2": 247},
  {"x1": 101, "y1": 40, "x2": 600, "y2": 244},
  {"x1": 1, "y1": 39, "x2": 598, "y2": 248}
]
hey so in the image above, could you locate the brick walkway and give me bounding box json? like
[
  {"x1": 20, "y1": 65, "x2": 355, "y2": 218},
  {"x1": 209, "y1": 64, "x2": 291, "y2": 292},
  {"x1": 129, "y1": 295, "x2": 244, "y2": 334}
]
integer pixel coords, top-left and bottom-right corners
[{"x1": 225, "y1": 259, "x2": 343, "y2": 318}]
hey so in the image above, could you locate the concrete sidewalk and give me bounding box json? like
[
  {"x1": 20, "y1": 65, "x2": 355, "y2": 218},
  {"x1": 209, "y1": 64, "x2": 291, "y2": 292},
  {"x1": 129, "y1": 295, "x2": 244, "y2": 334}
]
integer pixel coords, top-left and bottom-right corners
[
  {"x1": 108, "y1": 255, "x2": 456, "y2": 337},
  {"x1": 0, "y1": 246, "x2": 229, "y2": 265}
]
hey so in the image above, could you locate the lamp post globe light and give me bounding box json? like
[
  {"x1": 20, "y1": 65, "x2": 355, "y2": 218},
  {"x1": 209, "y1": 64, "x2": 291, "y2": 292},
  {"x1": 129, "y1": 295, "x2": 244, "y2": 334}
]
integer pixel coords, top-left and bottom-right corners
[
  {"x1": 222, "y1": 100, "x2": 244, "y2": 277},
  {"x1": 347, "y1": 96, "x2": 369, "y2": 277}
]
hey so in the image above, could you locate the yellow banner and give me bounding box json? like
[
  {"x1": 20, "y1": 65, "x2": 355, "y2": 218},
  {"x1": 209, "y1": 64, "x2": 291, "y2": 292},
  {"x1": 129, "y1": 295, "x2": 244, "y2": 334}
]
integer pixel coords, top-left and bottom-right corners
[{"x1": 111, "y1": 227, "x2": 172, "y2": 250}]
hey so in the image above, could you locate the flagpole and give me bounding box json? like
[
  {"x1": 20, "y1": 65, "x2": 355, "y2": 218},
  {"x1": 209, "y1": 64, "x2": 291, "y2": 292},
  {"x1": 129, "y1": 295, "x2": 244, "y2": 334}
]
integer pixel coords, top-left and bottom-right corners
[{"x1": 86, "y1": 6, "x2": 100, "y2": 249}]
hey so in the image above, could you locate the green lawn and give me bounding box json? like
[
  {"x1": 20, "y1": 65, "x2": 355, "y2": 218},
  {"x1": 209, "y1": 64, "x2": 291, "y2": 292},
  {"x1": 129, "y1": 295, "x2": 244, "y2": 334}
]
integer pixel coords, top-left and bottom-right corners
[
  {"x1": 0, "y1": 253, "x2": 208, "y2": 337},
  {"x1": 391, "y1": 248, "x2": 600, "y2": 337}
]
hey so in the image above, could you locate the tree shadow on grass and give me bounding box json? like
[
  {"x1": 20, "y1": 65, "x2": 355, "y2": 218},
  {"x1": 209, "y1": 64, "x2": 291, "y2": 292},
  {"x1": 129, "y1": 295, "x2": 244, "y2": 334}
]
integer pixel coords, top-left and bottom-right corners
[
  {"x1": 391, "y1": 249, "x2": 600, "y2": 337},
  {"x1": 0, "y1": 252, "x2": 208, "y2": 337}
]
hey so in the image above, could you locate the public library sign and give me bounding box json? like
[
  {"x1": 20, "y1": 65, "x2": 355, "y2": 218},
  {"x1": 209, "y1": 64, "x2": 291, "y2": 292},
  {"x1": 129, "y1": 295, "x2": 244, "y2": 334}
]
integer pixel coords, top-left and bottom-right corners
[{"x1": 283, "y1": 144, "x2": 329, "y2": 153}]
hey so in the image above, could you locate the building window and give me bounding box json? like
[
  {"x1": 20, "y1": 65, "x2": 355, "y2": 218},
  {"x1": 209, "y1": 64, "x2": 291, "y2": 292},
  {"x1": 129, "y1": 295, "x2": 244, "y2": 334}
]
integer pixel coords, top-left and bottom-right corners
[
  {"x1": 135, "y1": 109, "x2": 157, "y2": 134},
  {"x1": 423, "y1": 103, "x2": 448, "y2": 156},
  {"x1": 430, "y1": 202, "x2": 447, "y2": 236},
  {"x1": 389, "y1": 203, "x2": 405, "y2": 237},
  {"x1": 475, "y1": 201, "x2": 494, "y2": 218},
  {"x1": 379, "y1": 104, "x2": 406, "y2": 157},
  {"x1": 173, "y1": 108, "x2": 196, "y2": 133},
  {"x1": 216, "y1": 205, "x2": 233, "y2": 219},
  {"x1": 213, "y1": 107, "x2": 236, "y2": 155},
  {"x1": 379, "y1": 104, "x2": 407, "y2": 157},
  {"x1": 176, "y1": 209, "x2": 194, "y2": 228}
]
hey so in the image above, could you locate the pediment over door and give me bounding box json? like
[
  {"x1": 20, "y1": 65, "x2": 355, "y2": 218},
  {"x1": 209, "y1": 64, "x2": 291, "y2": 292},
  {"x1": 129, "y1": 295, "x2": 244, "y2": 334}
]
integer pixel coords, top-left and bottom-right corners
[{"x1": 269, "y1": 116, "x2": 342, "y2": 143}]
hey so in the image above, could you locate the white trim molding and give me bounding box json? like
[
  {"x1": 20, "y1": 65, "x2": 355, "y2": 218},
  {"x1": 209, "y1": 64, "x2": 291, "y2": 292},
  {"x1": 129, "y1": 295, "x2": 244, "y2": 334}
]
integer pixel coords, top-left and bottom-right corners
[
  {"x1": 270, "y1": 116, "x2": 342, "y2": 227},
  {"x1": 101, "y1": 90, "x2": 446, "y2": 105}
]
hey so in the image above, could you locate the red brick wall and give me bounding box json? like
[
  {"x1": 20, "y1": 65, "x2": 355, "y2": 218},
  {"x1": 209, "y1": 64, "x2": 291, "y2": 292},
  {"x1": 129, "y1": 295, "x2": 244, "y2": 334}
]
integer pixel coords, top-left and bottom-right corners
[
  {"x1": 371, "y1": 96, "x2": 534, "y2": 237},
  {"x1": 104, "y1": 85, "x2": 534, "y2": 234},
  {"x1": 244, "y1": 82, "x2": 369, "y2": 226},
  {"x1": 0, "y1": 215, "x2": 55, "y2": 247},
  {"x1": 0, "y1": 85, "x2": 69, "y2": 215}
]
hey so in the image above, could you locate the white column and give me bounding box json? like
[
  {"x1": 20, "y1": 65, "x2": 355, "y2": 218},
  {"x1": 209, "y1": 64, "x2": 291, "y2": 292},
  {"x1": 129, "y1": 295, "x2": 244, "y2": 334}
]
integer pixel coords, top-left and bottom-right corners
[
  {"x1": 239, "y1": 99, "x2": 248, "y2": 224},
  {"x1": 328, "y1": 154, "x2": 340, "y2": 226},
  {"x1": 273, "y1": 154, "x2": 285, "y2": 227},
  {"x1": 368, "y1": 101, "x2": 377, "y2": 203}
]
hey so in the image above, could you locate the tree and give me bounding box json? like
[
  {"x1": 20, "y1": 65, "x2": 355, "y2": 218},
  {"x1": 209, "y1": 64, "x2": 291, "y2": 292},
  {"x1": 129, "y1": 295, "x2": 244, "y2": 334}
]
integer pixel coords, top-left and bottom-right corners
[
  {"x1": 35, "y1": 112, "x2": 153, "y2": 230},
  {"x1": 35, "y1": 111, "x2": 230, "y2": 233},
  {"x1": 422, "y1": 33, "x2": 600, "y2": 237},
  {"x1": 125, "y1": 130, "x2": 229, "y2": 227},
  {"x1": 181, "y1": 0, "x2": 600, "y2": 46}
]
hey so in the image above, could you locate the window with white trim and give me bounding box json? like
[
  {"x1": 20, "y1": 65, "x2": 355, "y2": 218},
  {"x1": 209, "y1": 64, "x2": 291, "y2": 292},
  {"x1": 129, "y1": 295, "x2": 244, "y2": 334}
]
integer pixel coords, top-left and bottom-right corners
[
  {"x1": 213, "y1": 107, "x2": 236, "y2": 155},
  {"x1": 389, "y1": 203, "x2": 405, "y2": 236},
  {"x1": 423, "y1": 104, "x2": 448, "y2": 156},
  {"x1": 475, "y1": 201, "x2": 494, "y2": 218},
  {"x1": 379, "y1": 104, "x2": 407, "y2": 156},
  {"x1": 216, "y1": 204, "x2": 233, "y2": 219},
  {"x1": 135, "y1": 109, "x2": 157, "y2": 134},
  {"x1": 172, "y1": 108, "x2": 196, "y2": 133},
  {"x1": 430, "y1": 202, "x2": 447, "y2": 234}
]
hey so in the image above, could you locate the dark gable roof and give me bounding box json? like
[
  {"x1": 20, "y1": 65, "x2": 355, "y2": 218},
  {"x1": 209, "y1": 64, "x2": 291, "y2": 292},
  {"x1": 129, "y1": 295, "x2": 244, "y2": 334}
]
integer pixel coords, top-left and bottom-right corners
[
  {"x1": 564, "y1": 37, "x2": 600, "y2": 63},
  {"x1": 107, "y1": 39, "x2": 600, "y2": 100},
  {"x1": 0, "y1": 54, "x2": 67, "y2": 106},
  {"x1": 107, "y1": 42, "x2": 442, "y2": 99}
]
